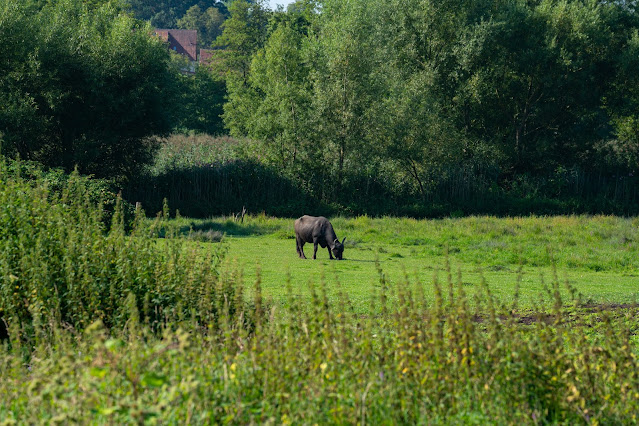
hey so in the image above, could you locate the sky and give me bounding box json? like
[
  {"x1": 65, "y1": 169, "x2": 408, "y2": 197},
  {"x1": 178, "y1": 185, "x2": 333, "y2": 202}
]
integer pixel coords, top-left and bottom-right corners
[{"x1": 267, "y1": 0, "x2": 296, "y2": 10}]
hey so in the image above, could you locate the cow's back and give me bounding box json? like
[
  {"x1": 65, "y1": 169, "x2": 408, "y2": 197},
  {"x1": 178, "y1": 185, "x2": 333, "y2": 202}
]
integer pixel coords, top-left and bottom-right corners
[{"x1": 295, "y1": 215, "x2": 330, "y2": 243}]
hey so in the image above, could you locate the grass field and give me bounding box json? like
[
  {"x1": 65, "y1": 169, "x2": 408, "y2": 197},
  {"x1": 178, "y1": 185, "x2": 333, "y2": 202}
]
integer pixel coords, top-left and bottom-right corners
[
  {"x1": 3, "y1": 170, "x2": 639, "y2": 424},
  {"x1": 177, "y1": 214, "x2": 639, "y2": 312}
]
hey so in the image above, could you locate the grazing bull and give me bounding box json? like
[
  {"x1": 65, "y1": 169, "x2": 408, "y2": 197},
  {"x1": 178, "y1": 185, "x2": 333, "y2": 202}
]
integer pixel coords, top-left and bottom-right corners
[{"x1": 294, "y1": 215, "x2": 345, "y2": 260}]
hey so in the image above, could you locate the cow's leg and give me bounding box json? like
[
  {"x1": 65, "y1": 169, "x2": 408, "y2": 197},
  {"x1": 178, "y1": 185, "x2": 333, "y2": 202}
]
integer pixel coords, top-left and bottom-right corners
[
  {"x1": 313, "y1": 242, "x2": 318, "y2": 259},
  {"x1": 327, "y1": 247, "x2": 334, "y2": 260},
  {"x1": 296, "y1": 238, "x2": 306, "y2": 259}
]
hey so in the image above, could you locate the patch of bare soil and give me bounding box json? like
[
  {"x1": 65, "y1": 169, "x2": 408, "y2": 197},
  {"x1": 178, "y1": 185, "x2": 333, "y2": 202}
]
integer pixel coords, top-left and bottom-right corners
[{"x1": 474, "y1": 303, "x2": 639, "y2": 327}]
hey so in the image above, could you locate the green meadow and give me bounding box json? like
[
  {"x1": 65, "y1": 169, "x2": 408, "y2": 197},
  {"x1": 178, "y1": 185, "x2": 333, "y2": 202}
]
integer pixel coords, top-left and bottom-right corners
[
  {"x1": 3, "y1": 167, "x2": 639, "y2": 423},
  {"x1": 180, "y1": 214, "x2": 639, "y2": 311}
]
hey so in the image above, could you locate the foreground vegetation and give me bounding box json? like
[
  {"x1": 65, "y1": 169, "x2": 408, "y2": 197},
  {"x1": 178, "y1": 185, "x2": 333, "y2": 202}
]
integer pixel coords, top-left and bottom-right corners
[
  {"x1": 2, "y1": 160, "x2": 639, "y2": 423},
  {"x1": 0, "y1": 158, "x2": 230, "y2": 340},
  {"x1": 2, "y1": 273, "x2": 638, "y2": 424}
]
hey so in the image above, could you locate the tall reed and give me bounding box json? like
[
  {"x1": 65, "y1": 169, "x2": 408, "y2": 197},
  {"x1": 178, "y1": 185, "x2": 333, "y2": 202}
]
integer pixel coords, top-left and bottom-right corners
[{"x1": 125, "y1": 135, "x2": 639, "y2": 218}]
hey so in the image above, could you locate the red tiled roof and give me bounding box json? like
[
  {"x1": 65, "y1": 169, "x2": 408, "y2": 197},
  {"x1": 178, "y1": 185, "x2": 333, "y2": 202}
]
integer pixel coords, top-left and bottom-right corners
[{"x1": 155, "y1": 29, "x2": 198, "y2": 61}]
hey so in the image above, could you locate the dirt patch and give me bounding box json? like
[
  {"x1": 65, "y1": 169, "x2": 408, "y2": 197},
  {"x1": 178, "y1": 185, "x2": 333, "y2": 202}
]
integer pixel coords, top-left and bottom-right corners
[{"x1": 473, "y1": 303, "x2": 639, "y2": 326}]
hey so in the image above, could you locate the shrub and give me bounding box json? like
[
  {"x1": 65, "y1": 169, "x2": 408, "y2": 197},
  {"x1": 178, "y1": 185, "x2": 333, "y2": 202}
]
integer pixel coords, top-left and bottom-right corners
[
  {"x1": 2, "y1": 159, "x2": 133, "y2": 224},
  {"x1": 0, "y1": 159, "x2": 240, "y2": 344}
]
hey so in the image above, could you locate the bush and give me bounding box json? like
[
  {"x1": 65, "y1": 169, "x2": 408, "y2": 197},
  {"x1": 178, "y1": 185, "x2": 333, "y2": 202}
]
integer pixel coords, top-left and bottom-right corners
[
  {"x1": 0, "y1": 158, "x2": 241, "y2": 344},
  {"x1": 2, "y1": 159, "x2": 134, "y2": 224}
]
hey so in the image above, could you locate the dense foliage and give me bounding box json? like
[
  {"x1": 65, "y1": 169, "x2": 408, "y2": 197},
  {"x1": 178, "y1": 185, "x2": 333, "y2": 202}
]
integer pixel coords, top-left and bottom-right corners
[
  {"x1": 172, "y1": 68, "x2": 227, "y2": 135},
  {"x1": 123, "y1": 0, "x2": 228, "y2": 30},
  {"x1": 0, "y1": 0, "x2": 177, "y2": 181},
  {"x1": 213, "y1": 0, "x2": 639, "y2": 215},
  {"x1": 4, "y1": 284, "x2": 639, "y2": 424},
  {"x1": 0, "y1": 158, "x2": 236, "y2": 342}
]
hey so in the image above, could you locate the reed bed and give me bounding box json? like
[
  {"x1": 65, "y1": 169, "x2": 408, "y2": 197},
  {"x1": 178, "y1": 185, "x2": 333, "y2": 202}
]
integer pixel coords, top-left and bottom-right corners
[{"x1": 125, "y1": 134, "x2": 639, "y2": 218}]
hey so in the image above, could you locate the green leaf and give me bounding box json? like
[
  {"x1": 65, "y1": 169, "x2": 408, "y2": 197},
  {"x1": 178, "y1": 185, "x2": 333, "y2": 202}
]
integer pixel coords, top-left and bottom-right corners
[
  {"x1": 95, "y1": 406, "x2": 118, "y2": 416},
  {"x1": 89, "y1": 367, "x2": 109, "y2": 379},
  {"x1": 104, "y1": 338, "x2": 124, "y2": 351},
  {"x1": 141, "y1": 372, "x2": 168, "y2": 388}
]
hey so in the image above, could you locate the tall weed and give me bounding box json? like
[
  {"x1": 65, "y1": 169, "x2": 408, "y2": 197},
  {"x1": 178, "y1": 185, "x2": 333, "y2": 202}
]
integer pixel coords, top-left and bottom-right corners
[
  {"x1": 0, "y1": 159, "x2": 240, "y2": 345},
  {"x1": 1, "y1": 263, "x2": 637, "y2": 423}
]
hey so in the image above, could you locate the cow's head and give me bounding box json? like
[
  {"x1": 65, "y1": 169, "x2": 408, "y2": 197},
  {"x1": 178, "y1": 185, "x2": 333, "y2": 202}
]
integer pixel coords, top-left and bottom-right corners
[{"x1": 332, "y1": 237, "x2": 346, "y2": 260}]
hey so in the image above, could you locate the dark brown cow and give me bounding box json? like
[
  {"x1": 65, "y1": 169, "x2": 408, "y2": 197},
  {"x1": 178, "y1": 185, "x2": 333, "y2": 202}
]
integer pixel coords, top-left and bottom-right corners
[{"x1": 294, "y1": 215, "x2": 345, "y2": 260}]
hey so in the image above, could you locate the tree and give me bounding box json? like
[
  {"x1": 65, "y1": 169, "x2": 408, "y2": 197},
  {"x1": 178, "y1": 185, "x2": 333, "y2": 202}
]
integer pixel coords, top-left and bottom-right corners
[
  {"x1": 215, "y1": 0, "x2": 269, "y2": 81},
  {"x1": 247, "y1": 22, "x2": 312, "y2": 169},
  {"x1": 215, "y1": 0, "x2": 639, "y2": 210},
  {"x1": 601, "y1": 28, "x2": 639, "y2": 172},
  {"x1": 174, "y1": 67, "x2": 226, "y2": 135},
  {"x1": 0, "y1": 0, "x2": 45, "y2": 160},
  {"x1": 379, "y1": 72, "x2": 472, "y2": 199},
  {"x1": 124, "y1": 0, "x2": 226, "y2": 29},
  {"x1": 0, "y1": 0, "x2": 178, "y2": 180},
  {"x1": 177, "y1": 5, "x2": 226, "y2": 49},
  {"x1": 381, "y1": 0, "x2": 638, "y2": 177},
  {"x1": 216, "y1": 0, "x2": 269, "y2": 136},
  {"x1": 306, "y1": 0, "x2": 385, "y2": 196}
]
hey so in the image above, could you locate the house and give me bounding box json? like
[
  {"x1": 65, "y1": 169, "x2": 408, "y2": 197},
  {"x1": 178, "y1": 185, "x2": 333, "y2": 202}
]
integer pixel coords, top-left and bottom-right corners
[
  {"x1": 154, "y1": 29, "x2": 198, "y2": 62},
  {"x1": 154, "y1": 30, "x2": 225, "y2": 75}
]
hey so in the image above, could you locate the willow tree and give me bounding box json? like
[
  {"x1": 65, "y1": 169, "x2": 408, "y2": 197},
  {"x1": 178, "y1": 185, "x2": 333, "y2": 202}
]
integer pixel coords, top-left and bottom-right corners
[
  {"x1": 248, "y1": 23, "x2": 312, "y2": 170},
  {"x1": 216, "y1": 0, "x2": 269, "y2": 136}
]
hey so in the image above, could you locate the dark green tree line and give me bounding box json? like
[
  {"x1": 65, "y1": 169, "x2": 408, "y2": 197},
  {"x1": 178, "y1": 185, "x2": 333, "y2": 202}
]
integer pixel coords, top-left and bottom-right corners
[
  {"x1": 123, "y1": 0, "x2": 227, "y2": 29},
  {"x1": 0, "y1": 0, "x2": 177, "y2": 180},
  {"x1": 218, "y1": 0, "x2": 639, "y2": 208}
]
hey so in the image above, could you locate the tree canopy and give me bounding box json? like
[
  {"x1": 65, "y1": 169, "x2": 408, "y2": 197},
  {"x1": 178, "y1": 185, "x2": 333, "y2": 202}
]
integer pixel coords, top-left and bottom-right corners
[
  {"x1": 0, "y1": 0, "x2": 177, "y2": 180},
  {"x1": 123, "y1": 0, "x2": 227, "y2": 29},
  {"x1": 218, "y1": 0, "x2": 639, "y2": 204}
]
